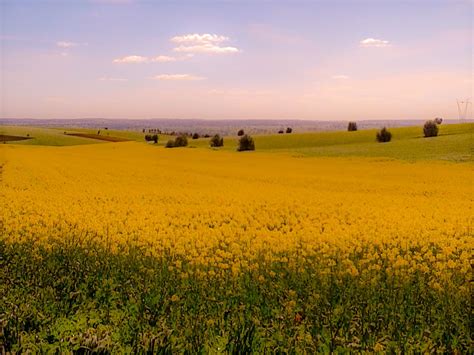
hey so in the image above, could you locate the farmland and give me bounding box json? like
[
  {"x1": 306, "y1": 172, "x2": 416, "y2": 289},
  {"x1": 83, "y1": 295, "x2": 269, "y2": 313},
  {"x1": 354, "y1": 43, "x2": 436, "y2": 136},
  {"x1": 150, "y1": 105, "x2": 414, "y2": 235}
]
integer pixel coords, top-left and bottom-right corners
[{"x1": 0, "y1": 123, "x2": 473, "y2": 352}]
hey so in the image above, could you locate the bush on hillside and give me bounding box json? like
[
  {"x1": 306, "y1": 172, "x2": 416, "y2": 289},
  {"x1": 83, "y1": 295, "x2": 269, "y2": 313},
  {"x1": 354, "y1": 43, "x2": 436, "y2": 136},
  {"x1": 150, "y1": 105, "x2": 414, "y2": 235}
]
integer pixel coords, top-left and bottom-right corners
[
  {"x1": 192, "y1": 133, "x2": 200, "y2": 139},
  {"x1": 237, "y1": 129, "x2": 245, "y2": 136},
  {"x1": 145, "y1": 134, "x2": 158, "y2": 143},
  {"x1": 210, "y1": 134, "x2": 224, "y2": 147},
  {"x1": 286, "y1": 127, "x2": 293, "y2": 133},
  {"x1": 174, "y1": 135, "x2": 188, "y2": 147},
  {"x1": 165, "y1": 140, "x2": 175, "y2": 148},
  {"x1": 237, "y1": 134, "x2": 255, "y2": 151},
  {"x1": 376, "y1": 127, "x2": 392, "y2": 143},
  {"x1": 278, "y1": 130, "x2": 284, "y2": 134},
  {"x1": 434, "y1": 117, "x2": 443, "y2": 124},
  {"x1": 423, "y1": 120, "x2": 439, "y2": 137},
  {"x1": 347, "y1": 122, "x2": 358, "y2": 131}
]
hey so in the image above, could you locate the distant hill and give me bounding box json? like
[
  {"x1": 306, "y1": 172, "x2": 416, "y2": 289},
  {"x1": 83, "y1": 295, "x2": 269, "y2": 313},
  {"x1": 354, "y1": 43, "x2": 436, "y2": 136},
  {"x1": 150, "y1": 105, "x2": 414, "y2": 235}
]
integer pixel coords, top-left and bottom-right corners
[{"x1": 1, "y1": 118, "x2": 471, "y2": 136}]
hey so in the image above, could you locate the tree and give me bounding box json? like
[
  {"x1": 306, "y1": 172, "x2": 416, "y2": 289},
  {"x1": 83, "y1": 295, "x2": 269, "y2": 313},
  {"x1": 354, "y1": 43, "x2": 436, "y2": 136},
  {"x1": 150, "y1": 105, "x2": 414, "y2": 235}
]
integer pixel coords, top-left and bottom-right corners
[
  {"x1": 423, "y1": 120, "x2": 439, "y2": 137},
  {"x1": 210, "y1": 134, "x2": 224, "y2": 147},
  {"x1": 174, "y1": 135, "x2": 188, "y2": 147},
  {"x1": 165, "y1": 140, "x2": 175, "y2": 148},
  {"x1": 237, "y1": 134, "x2": 255, "y2": 151},
  {"x1": 376, "y1": 127, "x2": 392, "y2": 143},
  {"x1": 347, "y1": 122, "x2": 358, "y2": 131},
  {"x1": 286, "y1": 127, "x2": 293, "y2": 133},
  {"x1": 434, "y1": 117, "x2": 443, "y2": 125},
  {"x1": 278, "y1": 130, "x2": 284, "y2": 134},
  {"x1": 237, "y1": 129, "x2": 245, "y2": 136},
  {"x1": 192, "y1": 133, "x2": 200, "y2": 139}
]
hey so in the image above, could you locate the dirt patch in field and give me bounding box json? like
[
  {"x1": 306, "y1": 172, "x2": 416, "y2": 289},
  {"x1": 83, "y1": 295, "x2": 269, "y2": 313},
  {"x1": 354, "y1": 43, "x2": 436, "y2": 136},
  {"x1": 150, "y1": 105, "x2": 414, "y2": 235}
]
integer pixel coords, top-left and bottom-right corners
[
  {"x1": 65, "y1": 133, "x2": 130, "y2": 142},
  {"x1": 0, "y1": 134, "x2": 33, "y2": 142}
]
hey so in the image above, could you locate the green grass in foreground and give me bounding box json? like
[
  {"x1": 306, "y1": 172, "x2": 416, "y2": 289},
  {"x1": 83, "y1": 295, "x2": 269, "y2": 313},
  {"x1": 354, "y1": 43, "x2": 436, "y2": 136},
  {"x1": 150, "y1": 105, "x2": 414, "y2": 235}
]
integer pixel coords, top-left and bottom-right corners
[{"x1": 1, "y1": 241, "x2": 469, "y2": 353}]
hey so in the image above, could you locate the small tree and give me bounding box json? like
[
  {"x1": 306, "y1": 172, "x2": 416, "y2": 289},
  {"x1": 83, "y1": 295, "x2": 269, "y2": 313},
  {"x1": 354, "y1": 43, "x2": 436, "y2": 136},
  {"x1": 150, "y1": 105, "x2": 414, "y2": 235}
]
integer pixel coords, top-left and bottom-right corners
[
  {"x1": 165, "y1": 140, "x2": 175, "y2": 148},
  {"x1": 210, "y1": 134, "x2": 224, "y2": 147},
  {"x1": 278, "y1": 130, "x2": 284, "y2": 134},
  {"x1": 192, "y1": 133, "x2": 200, "y2": 139},
  {"x1": 347, "y1": 122, "x2": 358, "y2": 131},
  {"x1": 376, "y1": 127, "x2": 392, "y2": 143},
  {"x1": 174, "y1": 135, "x2": 188, "y2": 147},
  {"x1": 423, "y1": 120, "x2": 438, "y2": 137},
  {"x1": 286, "y1": 127, "x2": 292, "y2": 133},
  {"x1": 237, "y1": 129, "x2": 245, "y2": 136},
  {"x1": 152, "y1": 134, "x2": 158, "y2": 143},
  {"x1": 434, "y1": 117, "x2": 443, "y2": 125},
  {"x1": 237, "y1": 134, "x2": 255, "y2": 151}
]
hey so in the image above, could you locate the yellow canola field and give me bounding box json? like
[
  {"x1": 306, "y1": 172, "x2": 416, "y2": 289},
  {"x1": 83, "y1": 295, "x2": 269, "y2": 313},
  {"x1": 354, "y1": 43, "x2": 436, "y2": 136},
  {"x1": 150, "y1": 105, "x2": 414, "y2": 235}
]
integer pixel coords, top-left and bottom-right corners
[{"x1": 1, "y1": 143, "x2": 472, "y2": 288}]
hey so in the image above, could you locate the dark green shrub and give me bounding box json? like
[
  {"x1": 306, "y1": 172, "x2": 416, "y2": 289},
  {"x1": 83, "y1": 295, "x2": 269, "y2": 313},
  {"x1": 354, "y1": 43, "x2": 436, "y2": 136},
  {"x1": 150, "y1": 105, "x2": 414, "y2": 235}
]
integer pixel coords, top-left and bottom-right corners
[
  {"x1": 286, "y1": 127, "x2": 292, "y2": 133},
  {"x1": 278, "y1": 130, "x2": 284, "y2": 134},
  {"x1": 237, "y1": 129, "x2": 244, "y2": 136},
  {"x1": 376, "y1": 127, "x2": 392, "y2": 143},
  {"x1": 434, "y1": 117, "x2": 443, "y2": 124},
  {"x1": 347, "y1": 122, "x2": 358, "y2": 131},
  {"x1": 165, "y1": 140, "x2": 175, "y2": 148},
  {"x1": 237, "y1": 134, "x2": 255, "y2": 151},
  {"x1": 423, "y1": 120, "x2": 438, "y2": 137},
  {"x1": 192, "y1": 133, "x2": 200, "y2": 139},
  {"x1": 174, "y1": 135, "x2": 188, "y2": 147},
  {"x1": 210, "y1": 134, "x2": 224, "y2": 147},
  {"x1": 145, "y1": 135, "x2": 158, "y2": 143}
]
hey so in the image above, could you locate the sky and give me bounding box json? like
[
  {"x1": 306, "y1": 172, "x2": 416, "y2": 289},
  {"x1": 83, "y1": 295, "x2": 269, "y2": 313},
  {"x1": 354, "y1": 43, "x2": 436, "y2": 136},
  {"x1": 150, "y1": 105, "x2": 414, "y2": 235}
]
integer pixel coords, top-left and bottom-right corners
[{"x1": 0, "y1": 0, "x2": 472, "y2": 120}]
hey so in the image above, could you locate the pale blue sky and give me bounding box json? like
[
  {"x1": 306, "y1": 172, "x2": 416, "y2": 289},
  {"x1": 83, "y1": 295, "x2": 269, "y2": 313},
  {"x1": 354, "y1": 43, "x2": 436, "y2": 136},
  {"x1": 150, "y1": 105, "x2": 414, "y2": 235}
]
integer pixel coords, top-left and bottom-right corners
[{"x1": 1, "y1": 0, "x2": 472, "y2": 120}]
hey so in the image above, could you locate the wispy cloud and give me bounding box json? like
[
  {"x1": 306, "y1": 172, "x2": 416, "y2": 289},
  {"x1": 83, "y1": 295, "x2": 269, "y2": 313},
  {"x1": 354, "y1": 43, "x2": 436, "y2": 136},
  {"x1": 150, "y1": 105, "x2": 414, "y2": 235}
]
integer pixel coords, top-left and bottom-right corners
[
  {"x1": 152, "y1": 74, "x2": 206, "y2": 81},
  {"x1": 359, "y1": 38, "x2": 390, "y2": 48},
  {"x1": 151, "y1": 55, "x2": 177, "y2": 62},
  {"x1": 171, "y1": 33, "x2": 239, "y2": 54},
  {"x1": 113, "y1": 55, "x2": 149, "y2": 63},
  {"x1": 56, "y1": 41, "x2": 79, "y2": 48},
  {"x1": 332, "y1": 75, "x2": 349, "y2": 80},
  {"x1": 113, "y1": 54, "x2": 191, "y2": 63},
  {"x1": 98, "y1": 77, "x2": 128, "y2": 81}
]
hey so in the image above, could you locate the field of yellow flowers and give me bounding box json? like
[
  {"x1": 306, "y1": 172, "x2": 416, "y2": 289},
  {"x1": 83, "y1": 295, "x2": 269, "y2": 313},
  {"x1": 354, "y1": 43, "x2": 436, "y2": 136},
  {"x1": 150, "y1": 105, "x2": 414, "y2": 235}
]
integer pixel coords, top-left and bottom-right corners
[{"x1": 1, "y1": 142, "x2": 472, "y2": 352}]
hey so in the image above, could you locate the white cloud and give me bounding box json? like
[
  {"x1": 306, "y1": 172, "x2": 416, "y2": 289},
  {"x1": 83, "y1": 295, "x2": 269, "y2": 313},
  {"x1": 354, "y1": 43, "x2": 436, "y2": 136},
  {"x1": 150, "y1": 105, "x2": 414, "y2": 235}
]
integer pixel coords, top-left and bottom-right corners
[
  {"x1": 332, "y1": 75, "x2": 349, "y2": 80},
  {"x1": 113, "y1": 55, "x2": 149, "y2": 63},
  {"x1": 359, "y1": 38, "x2": 390, "y2": 48},
  {"x1": 99, "y1": 77, "x2": 128, "y2": 81},
  {"x1": 171, "y1": 34, "x2": 228, "y2": 44},
  {"x1": 152, "y1": 74, "x2": 206, "y2": 81},
  {"x1": 171, "y1": 33, "x2": 239, "y2": 54},
  {"x1": 151, "y1": 55, "x2": 177, "y2": 62},
  {"x1": 56, "y1": 41, "x2": 78, "y2": 48},
  {"x1": 174, "y1": 44, "x2": 239, "y2": 54}
]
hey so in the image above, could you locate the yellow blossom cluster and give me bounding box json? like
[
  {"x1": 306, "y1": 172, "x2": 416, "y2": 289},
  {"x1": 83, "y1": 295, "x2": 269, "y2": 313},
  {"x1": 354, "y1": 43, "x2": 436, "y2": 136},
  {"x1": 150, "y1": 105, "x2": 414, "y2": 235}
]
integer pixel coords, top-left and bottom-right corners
[{"x1": 1, "y1": 143, "x2": 472, "y2": 289}]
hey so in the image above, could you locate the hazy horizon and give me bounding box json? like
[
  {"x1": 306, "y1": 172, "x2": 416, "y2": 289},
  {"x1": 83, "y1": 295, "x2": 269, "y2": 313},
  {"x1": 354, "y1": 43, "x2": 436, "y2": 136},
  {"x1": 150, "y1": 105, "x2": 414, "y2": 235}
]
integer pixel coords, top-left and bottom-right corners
[{"x1": 1, "y1": 0, "x2": 472, "y2": 121}]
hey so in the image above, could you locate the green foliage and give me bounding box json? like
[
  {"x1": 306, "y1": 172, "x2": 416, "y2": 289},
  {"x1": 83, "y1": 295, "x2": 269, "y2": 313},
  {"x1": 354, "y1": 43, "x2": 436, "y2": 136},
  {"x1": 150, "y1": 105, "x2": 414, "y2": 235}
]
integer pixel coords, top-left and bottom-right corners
[
  {"x1": 192, "y1": 133, "x2": 200, "y2": 139},
  {"x1": 423, "y1": 120, "x2": 439, "y2": 137},
  {"x1": 209, "y1": 134, "x2": 224, "y2": 147},
  {"x1": 237, "y1": 129, "x2": 245, "y2": 136},
  {"x1": 286, "y1": 127, "x2": 293, "y2": 134},
  {"x1": 237, "y1": 134, "x2": 255, "y2": 151},
  {"x1": 376, "y1": 127, "x2": 392, "y2": 143},
  {"x1": 1, "y1": 241, "x2": 470, "y2": 353},
  {"x1": 165, "y1": 135, "x2": 188, "y2": 148},
  {"x1": 174, "y1": 135, "x2": 188, "y2": 147},
  {"x1": 145, "y1": 134, "x2": 158, "y2": 143},
  {"x1": 347, "y1": 122, "x2": 358, "y2": 131}
]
